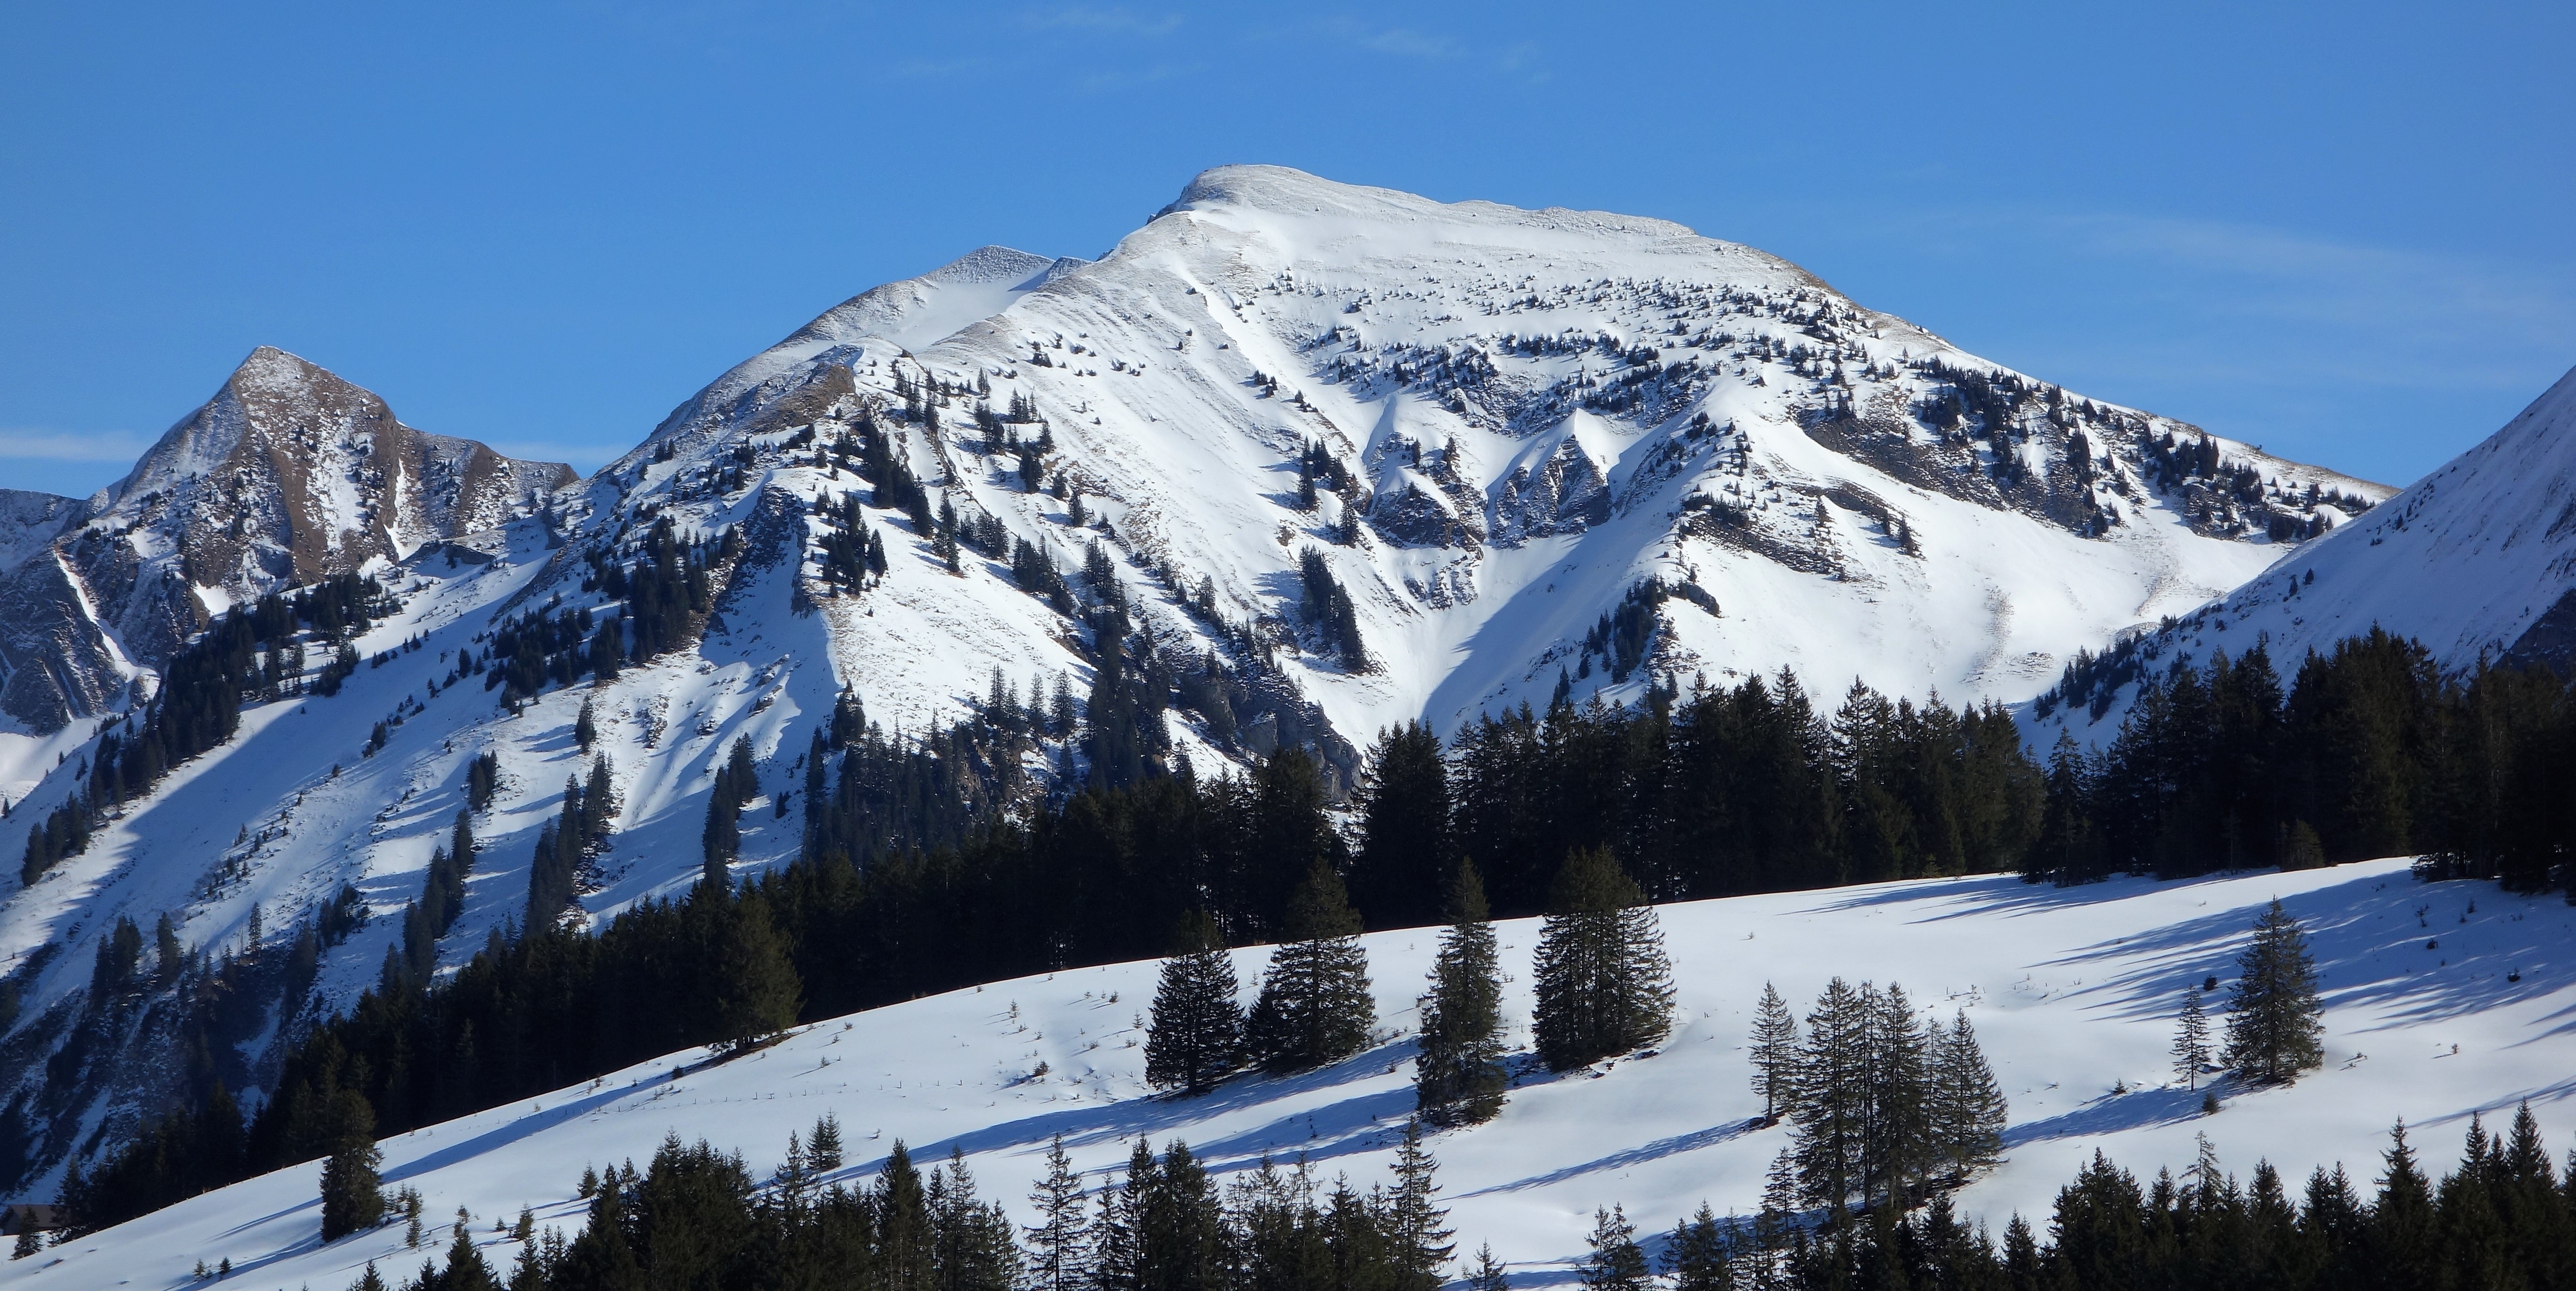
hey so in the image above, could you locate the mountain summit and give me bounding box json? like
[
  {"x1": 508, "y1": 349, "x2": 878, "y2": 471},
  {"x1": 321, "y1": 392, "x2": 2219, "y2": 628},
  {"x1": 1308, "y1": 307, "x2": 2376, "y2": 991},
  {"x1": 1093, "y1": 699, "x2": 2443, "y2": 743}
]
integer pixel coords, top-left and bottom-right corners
[{"x1": 0, "y1": 347, "x2": 571, "y2": 734}]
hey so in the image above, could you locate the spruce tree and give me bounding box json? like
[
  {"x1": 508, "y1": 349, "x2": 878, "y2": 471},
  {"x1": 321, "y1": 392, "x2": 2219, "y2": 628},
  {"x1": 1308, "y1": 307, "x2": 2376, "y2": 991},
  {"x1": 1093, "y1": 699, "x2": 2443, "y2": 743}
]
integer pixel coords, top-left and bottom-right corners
[
  {"x1": 1860, "y1": 982, "x2": 1932, "y2": 1209},
  {"x1": 2222, "y1": 898, "x2": 2325, "y2": 1084},
  {"x1": 1385, "y1": 1120, "x2": 1454, "y2": 1291},
  {"x1": 575, "y1": 695, "x2": 597, "y2": 752},
  {"x1": 1749, "y1": 981, "x2": 1800, "y2": 1126},
  {"x1": 1025, "y1": 1134, "x2": 1089, "y2": 1291},
  {"x1": 1578, "y1": 1206, "x2": 1650, "y2": 1291},
  {"x1": 1414, "y1": 861, "x2": 1506, "y2": 1126},
  {"x1": 1663, "y1": 1203, "x2": 1732, "y2": 1291},
  {"x1": 1245, "y1": 860, "x2": 1375, "y2": 1073},
  {"x1": 708, "y1": 890, "x2": 801, "y2": 1052},
  {"x1": 1145, "y1": 911, "x2": 1244, "y2": 1096},
  {"x1": 1464, "y1": 1244, "x2": 1510, "y2": 1291},
  {"x1": 1532, "y1": 847, "x2": 1673, "y2": 1071},
  {"x1": 2172, "y1": 989, "x2": 2211, "y2": 1089},
  {"x1": 1926, "y1": 1009, "x2": 2007, "y2": 1183},
  {"x1": 1353, "y1": 721, "x2": 1451, "y2": 929},
  {"x1": 318, "y1": 1089, "x2": 384, "y2": 1242},
  {"x1": 1790, "y1": 977, "x2": 1868, "y2": 1211}
]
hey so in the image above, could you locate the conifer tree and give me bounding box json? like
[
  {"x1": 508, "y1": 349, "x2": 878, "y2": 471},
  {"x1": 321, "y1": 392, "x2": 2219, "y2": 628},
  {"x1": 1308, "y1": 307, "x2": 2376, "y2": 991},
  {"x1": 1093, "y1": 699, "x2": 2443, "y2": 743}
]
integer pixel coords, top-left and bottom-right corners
[
  {"x1": 806, "y1": 1113, "x2": 843, "y2": 1173},
  {"x1": 1663, "y1": 1203, "x2": 1733, "y2": 1291},
  {"x1": 1861, "y1": 983, "x2": 1932, "y2": 1208},
  {"x1": 1790, "y1": 977, "x2": 1869, "y2": 1212},
  {"x1": 1145, "y1": 912, "x2": 1243, "y2": 1096},
  {"x1": 318, "y1": 1089, "x2": 384, "y2": 1242},
  {"x1": 1385, "y1": 1120, "x2": 1454, "y2": 1291},
  {"x1": 1245, "y1": 860, "x2": 1375, "y2": 1072},
  {"x1": 1749, "y1": 981, "x2": 1800, "y2": 1126},
  {"x1": 1926, "y1": 1009, "x2": 2007, "y2": 1183},
  {"x1": 1352, "y1": 721, "x2": 1452, "y2": 929},
  {"x1": 1464, "y1": 1244, "x2": 1510, "y2": 1291},
  {"x1": 1578, "y1": 1206, "x2": 1650, "y2": 1291},
  {"x1": 1532, "y1": 847, "x2": 1673, "y2": 1071},
  {"x1": 1026, "y1": 1134, "x2": 1089, "y2": 1291},
  {"x1": 1414, "y1": 861, "x2": 1506, "y2": 1127},
  {"x1": 708, "y1": 890, "x2": 800, "y2": 1052},
  {"x1": 2172, "y1": 989, "x2": 2212, "y2": 1090},
  {"x1": 2222, "y1": 898, "x2": 2325, "y2": 1084},
  {"x1": 575, "y1": 696, "x2": 597, "y2": 752},
  {"x1": 2371, "y1": 1119, "x2": 2440, "y2": 1289}
]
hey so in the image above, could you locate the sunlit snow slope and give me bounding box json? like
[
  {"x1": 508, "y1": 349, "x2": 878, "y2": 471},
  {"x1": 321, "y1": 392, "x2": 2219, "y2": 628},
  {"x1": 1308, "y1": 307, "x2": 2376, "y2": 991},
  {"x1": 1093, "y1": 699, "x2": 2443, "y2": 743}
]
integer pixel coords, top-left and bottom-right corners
[{"x1": 18, "y1": 857, "x2": 2569, "y2": 1291}]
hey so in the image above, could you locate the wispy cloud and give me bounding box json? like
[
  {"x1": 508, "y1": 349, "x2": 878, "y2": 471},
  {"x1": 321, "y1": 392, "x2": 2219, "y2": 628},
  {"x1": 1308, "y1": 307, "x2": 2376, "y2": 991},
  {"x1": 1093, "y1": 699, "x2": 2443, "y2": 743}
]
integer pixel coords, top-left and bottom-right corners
[
  {"x1": 1022, "y1": 6, "x2": 1183, "y2": 37},
  {"x1": 0, "y1": 428, "x2": 154, "y2": 463}
]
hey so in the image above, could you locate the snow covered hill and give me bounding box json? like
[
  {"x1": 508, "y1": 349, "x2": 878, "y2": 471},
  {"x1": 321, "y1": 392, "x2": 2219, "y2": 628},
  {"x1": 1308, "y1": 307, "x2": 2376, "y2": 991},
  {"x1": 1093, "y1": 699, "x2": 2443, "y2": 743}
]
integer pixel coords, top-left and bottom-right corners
[
  {"x1": 2029, "y1": 363, "x2": 2576, "y2": 739},
  {"x1": 0, "y1": 167, "x2": 2414, "y2": 1214},
  {"x1": 16, "y1": 856, "x2": 2570, "y2": 1291}
]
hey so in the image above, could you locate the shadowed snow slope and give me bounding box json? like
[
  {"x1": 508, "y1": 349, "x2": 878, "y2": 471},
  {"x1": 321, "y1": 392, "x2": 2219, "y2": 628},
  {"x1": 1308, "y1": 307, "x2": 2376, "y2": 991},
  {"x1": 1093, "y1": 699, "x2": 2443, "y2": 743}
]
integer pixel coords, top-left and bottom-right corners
[{"x1": 19, "y1": 856, "x2": 2574, "y2": 1291}]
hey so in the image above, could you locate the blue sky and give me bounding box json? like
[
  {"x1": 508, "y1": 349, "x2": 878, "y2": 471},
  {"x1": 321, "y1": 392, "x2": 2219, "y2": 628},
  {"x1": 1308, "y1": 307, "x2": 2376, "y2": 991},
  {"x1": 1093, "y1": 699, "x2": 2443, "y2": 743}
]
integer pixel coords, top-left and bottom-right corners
[{"x1": 2, "y1": 1, "x2": 2568, "y2": 497}]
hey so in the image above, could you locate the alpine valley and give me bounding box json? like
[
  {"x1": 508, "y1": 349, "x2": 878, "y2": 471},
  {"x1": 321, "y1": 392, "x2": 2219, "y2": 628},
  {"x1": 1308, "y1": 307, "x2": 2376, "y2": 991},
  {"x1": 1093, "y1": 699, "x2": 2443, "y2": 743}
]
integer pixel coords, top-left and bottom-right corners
[{"x1": 13, "y1": 166, "x2": 2576, "y2": 1288}]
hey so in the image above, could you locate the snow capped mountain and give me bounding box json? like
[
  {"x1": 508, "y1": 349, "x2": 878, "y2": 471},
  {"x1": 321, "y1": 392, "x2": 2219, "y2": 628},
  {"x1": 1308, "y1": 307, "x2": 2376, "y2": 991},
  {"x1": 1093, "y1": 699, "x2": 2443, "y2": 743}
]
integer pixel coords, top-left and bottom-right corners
[
  {"x1": 21, "y1": 856, "x2": 2574, "y2": 1291},
  {"x1": 0, "y1": 167, "x2": 2418, "y2": 1218},
  {"x1": 0, "y1": 347, "x2": 573, "y2": 739},
  {"x1": 606, "y1": 164, "x2": 2385, "y2": 756},
  {"x1": 2032, "y1": 363, "x2": 2576, "y2": 737}
]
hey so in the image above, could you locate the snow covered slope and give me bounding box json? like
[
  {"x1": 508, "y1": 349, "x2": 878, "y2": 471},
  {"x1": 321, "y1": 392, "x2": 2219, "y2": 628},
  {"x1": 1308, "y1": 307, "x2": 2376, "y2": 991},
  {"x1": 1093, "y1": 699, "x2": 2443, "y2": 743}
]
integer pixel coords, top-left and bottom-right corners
[
  {"x1": 606, "y1": 164, "x2": 2385, "y2": 755},
  {"x1": 0, "y1": 167, "x2": 2404, "y2": 1209},
  {"x1": 18, "y1": 856, "x2": 2569, "y2": 1291},
  {"x1": 2030, "y1": 363, "x2": 2576, "y2": 739}
]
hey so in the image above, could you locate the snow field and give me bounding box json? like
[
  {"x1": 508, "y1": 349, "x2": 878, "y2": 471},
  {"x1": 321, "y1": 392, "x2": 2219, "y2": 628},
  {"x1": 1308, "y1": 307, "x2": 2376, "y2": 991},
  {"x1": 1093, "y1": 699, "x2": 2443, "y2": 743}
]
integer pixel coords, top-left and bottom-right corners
[{"x1": 20, "y1": 855, "x2": 2575, "y2": 1291}]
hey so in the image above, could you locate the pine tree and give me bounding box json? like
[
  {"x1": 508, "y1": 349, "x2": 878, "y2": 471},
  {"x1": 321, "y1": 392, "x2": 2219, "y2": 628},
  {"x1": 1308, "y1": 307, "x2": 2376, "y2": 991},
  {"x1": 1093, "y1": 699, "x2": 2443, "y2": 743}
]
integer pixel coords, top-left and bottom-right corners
[
  {"x1": 708, "y1": 890, "x2": 801, "y2": 1052},
  {"x1": 1578, "y1": 1206, "x2": 1650, "y2": 1291},
  {"x1": 2172, "y1": 989, "x2": 2212, "y2": 1090},
  {"x1": 1749, "y1": 981, "x2": 1800, "y2": 1126},
  {"x1": 1026, "y1": 1134, "x2": 1089, "y2": 1291},
  {"x1": 807, "y1": 1113, "x2": 843, "y2": 1173},
  {"x1": 318, "y1": 1089, "x2": 384, "y2": 1242},
  {"x1": 1532, "y1": 847, "x2": 1673, "y2": 1071},
  {"x1": 2222, "y1": 898, "x2": 2325, "y2": 1084},
  {"x1": 1790, "y1": 977, "x2": 1868, "y2": 1212},
  {"x1": 1860, "y1": 982, "x2": 1932, "y2": 1209},
  {"x1": 1352, "y1": 721, "x2": 1452, "y2": 929},
  {"x1": 575, "y1": 695, "x2": 597, "y2": 752},
  {"x1": 1414, "y1": 861, "x2": 1506, "y2": 1127},
  {"x1": 1663, "y1": 1203, "x2": 1733, "y2": 1291},
  {"x1": 1464, "y1": 1244, "x2": 1510, "y2": 1291},
  {"x1": 1384, "y1": 1120, "x2": 1454, "y2": 1291},
  {"x1": 1245, "y1": 860, "x2": 1375, "y2": 1073},
  {"x1": 1926, "y1": 1009, "x2": 2007, "y2": 1184},
  {"x1": 1145, "y1": 911, "x2": 1243, "y2": 1096},
  {"x1": 2370, "y1": 1119, "x2": 2441, "y2": 1289}
]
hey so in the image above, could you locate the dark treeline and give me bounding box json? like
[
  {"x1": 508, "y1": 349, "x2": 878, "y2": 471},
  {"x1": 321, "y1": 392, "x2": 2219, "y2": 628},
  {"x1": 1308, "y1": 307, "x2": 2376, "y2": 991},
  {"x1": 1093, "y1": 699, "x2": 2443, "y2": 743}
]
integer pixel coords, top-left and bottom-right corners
[
  {"x1": 352, "y1": 1124, "x2": 1456, "y2": 1291},
  {"x1": 333, "y1": 1098, "x2": 2576, "y2": 1291},
  {"x1": 1666, "y1": 1107, "x2": 2576, "y2": 1291},
  {"x1": 2028, "y1": 628, "x2": 2576, "y2": 892}
]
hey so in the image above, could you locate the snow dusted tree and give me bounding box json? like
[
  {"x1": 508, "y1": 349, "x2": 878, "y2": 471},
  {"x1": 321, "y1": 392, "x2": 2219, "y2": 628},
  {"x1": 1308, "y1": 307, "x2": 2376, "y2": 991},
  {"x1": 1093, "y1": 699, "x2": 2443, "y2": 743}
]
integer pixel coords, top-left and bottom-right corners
[
  {"x1": 1246, "y1": 859, "x2": 1375, "y2": 1072},
  {"x1": 1414, "y1": 861, "x2": 1506, "y2": 1127},
  {"x1": 1532, "y1": 847, "x2": 1673, "y2": 1071},
  {"x1": 2222, "y1": 898, "x2": 2325, "y2": 1084},
  {"x1": 1749, "y1": 981, "x2": 1800, "y2": 1125},
  {"x1": 1145, "y1": 911, "x2": 1243, "y2": 1096},
  {"x1": 2172, "y1": 989, "x2": 2212, "y2": 1089}
]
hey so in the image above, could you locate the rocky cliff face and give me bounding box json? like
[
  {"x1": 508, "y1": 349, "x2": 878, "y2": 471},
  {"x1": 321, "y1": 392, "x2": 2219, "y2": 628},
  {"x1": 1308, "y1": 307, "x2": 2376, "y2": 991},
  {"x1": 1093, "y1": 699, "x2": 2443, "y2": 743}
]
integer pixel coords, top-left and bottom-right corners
[{"x1": 0, "y1": 347, "x2": 572, "y2": 732}]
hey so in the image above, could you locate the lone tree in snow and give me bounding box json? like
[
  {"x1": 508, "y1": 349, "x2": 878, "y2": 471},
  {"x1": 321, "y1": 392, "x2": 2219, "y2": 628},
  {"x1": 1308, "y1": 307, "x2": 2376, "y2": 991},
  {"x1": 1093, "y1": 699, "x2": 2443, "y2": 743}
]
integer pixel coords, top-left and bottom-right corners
[
  {"x1": 2222, "y1": 897, "x2": 2325, "y2": 1085},
  {"x1": 2172, "y1": 988, "x2": 2212, "y2": 1089}
]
